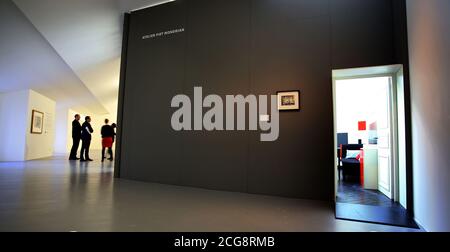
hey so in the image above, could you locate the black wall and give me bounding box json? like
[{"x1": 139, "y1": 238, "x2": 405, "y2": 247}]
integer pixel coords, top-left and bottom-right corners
[{"x1": 117, "y1": 0, "x2": 409, "y2": 201}]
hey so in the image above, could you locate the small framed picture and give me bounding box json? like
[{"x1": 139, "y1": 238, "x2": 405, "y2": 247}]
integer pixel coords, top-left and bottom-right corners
[
  {"x1": 31, "y1": 110, "x2": 44, "y2": 134},
  {"x1": 277, "y1": 90, "x2": 300, "y2": 111}
]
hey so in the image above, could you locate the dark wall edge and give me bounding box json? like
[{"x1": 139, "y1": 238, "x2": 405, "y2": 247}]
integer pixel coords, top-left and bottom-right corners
[
  {"x1": 392, "y1": 0, "x2": 414, "y2": 215},
  {"x1": 114, "y1": 12, "x2": 131, "y2": 178}
]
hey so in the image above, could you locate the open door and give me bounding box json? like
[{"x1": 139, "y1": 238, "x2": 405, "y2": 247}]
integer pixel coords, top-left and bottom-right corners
[
  {"x1": 376, "y1": 79, "x2": 393, "y2": 199},
  {"x1": 333, "y1": 65, "x2": 418, "y2": 229}
]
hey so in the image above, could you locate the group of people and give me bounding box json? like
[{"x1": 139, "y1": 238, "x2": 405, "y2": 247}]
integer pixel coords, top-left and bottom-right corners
[{"x1": 69, "y1": 114, "x2": 117, "y2": 162}]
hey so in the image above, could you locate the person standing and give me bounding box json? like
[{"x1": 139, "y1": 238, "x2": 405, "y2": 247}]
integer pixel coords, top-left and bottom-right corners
[
  {"x1": 69, "y1": 114, "x2": 82, "y2": 160},
  {"x1": 111, "y1": 123, "x2": 117, "y2": 143},
  {"x1": 80, "y1": 116, "x2": 94, "y2": 162},
  {"x1": 101, "y1": 119, "x2": 114, "y2": 162},
  {"x1": 110, "y1": 123, "x2": 117, "y2": 160}
]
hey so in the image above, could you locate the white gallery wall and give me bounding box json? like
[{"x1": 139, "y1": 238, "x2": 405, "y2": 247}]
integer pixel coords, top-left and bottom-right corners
[
  {"x1": 407, "y1": 0, "x2": 450, "y2": 231},
  {"x1": 0, "y1": 90, "x2": 55, "y2": 161},
  {"x1": 54, "y1": 107, "x2": 70, "y2": 154},
  {"x1": 0, "y1": 90, "x2": 29, "y2": 161},
  {"x1": 26, "y1": 90, "x2": 56, "y2": 160}
]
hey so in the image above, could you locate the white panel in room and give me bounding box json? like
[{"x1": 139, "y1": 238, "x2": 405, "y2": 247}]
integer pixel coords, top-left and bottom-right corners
[{"x1": 378, "y1": 153, "x2": 391, "y2": 198}]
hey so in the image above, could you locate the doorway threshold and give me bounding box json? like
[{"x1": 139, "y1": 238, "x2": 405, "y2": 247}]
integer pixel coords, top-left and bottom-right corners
[{"x1": 336, "y1": 202, "x2": 419, "y2": 229}]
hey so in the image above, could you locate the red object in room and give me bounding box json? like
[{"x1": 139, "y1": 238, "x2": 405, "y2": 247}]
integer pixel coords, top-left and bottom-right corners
[
  {"x1": 358, "y1": 121, "x2": 367, "y2": 131},
  {"x1": 360, "y1": 148, "x2": 364, "y2": 186}
]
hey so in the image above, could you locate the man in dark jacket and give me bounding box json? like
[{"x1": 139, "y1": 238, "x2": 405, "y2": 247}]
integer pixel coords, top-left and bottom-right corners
[
  {"x1": 80, "y1": 116, "x2": 94, "y2": 162},
  {"x1": 69, "y1": 114, "x2": 82, "y2": 160}
]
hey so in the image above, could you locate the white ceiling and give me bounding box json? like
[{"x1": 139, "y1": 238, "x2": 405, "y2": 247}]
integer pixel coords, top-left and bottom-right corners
[
  {"x1": 0, "y1": 0, "x2": 107, "y2": 114},
  {"x1": 2, "y1": 0, "x2": 168, "y2": 116}
]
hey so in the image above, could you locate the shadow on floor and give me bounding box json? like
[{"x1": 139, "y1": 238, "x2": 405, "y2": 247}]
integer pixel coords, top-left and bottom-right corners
[{"x1": 336, "y1": 181, "x2": 419, "y2": 229}]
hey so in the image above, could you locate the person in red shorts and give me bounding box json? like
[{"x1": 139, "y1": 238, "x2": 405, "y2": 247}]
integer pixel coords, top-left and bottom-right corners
[{"x1": 101, "y1": 119, "x2": 114, "y2": 162}]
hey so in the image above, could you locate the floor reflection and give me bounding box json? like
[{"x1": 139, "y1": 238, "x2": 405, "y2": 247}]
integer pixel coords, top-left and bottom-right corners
[{"x1": 0, "y1": 153, "x2": 422, "y2": 232}]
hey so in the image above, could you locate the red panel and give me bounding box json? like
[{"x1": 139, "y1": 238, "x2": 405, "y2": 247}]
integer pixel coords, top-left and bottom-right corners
[
  {"x1": 358, "y1": 121, "x2": 367, "y2": 131},
  {"x1": 360, "y1": 149, "x2": 364, "y2": 186}
]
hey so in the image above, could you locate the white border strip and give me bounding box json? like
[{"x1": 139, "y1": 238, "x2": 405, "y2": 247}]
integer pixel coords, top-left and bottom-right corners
[{"x1": 130, "y1": 0, "x2": 175, "y2": 12}]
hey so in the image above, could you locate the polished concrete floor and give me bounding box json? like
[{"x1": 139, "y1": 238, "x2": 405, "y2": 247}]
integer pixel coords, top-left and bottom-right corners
[{"x1": 0, "y1": 152, "x2": 422, "y2": 232}]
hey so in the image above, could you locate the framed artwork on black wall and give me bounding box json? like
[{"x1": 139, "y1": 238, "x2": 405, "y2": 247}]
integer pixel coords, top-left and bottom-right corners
[{"x1": 277, "y1": 91, "x2": 300, "y2": 111}]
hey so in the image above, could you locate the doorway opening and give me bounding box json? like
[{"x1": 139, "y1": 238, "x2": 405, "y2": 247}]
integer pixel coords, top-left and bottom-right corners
[{"x1": 332, "y1": 65, "x2": 418, "y2": 228}]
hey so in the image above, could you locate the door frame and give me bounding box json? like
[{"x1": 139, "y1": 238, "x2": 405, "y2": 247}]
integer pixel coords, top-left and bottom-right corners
[{"x1": 332, "y1": 65, "x2": 407, "y2": 207}]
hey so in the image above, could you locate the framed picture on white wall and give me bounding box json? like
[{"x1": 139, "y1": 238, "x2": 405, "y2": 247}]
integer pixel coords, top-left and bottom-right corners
[{"x1": 31, "y1": 110, "x2": 44, "y2": 134}]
